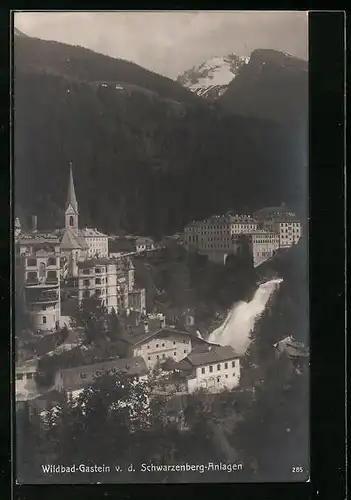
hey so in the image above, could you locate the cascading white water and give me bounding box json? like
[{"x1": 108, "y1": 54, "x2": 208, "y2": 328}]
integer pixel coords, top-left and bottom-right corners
[{"x1": 208, "y1": 278, "x2": 283, "y2": 355}]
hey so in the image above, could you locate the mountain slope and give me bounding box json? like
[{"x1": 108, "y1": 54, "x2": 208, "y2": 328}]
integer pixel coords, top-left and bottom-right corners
[
  {"x1": 14, "y1": 34, "x2": 202, "y2": 106},
  {"x1": 218, "y1": 49, "x2": 308, "y2": 125},
  {"x1": 177, "y1": 54, "x2": 249, "y2": 100},
  {"x1": 14, "y1": 37, "x2": 307, "y2": 237}
]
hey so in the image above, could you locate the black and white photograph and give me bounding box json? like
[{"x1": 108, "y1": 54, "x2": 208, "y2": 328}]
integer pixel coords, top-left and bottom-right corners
[{"x1": 13, "y1": 10, "x2": 309, "y2": 484}]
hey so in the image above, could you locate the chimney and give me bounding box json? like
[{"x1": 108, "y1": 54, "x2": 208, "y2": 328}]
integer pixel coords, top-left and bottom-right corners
[{"x1": 32, "y1": 215, "x2": 37, "y2": 232}]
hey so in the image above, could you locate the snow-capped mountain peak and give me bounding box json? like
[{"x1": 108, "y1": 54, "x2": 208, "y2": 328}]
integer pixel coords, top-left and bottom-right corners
[{"x1": 177, "y1": 54, "x2": 249, "y2": 100}]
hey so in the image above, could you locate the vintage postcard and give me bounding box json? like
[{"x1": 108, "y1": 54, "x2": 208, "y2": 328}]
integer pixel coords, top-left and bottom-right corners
[{"x1": 14, "y1": 10, "x2": 309, "y2": 484}]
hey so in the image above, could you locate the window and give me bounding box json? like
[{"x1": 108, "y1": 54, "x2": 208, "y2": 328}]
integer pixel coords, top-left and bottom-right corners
[
  {"x1": 26, "y1": 373, "x2": 33, "y2": 379},
  {"x1": 148, "y1": 356, "x2": 151, "y2": 361},
  {"x1": 95, "y1": 289, "x2": 101, "y2": 297},
  {"x1": 174, "y1": 352, "x2": 176, "y2": 356},
  {"x1": 27, "y1": 258, "x2": 37, "y2": 266},
  {"x1": 147, "y1": 345, "x2": 150, "y2": 349},
  {"x1": 42, "y1": 305, "x2": 47, "y2": 311},
  {"x1": 16, "y1": 374, "x2": 23, "y2": 380},
  {"x1": 83, "y1": 279, "x2": 90, "y2": 287},
  {"x1": 209, "y1": 366, "x2": 213, "y2": 373},
  {"x1": 48, "y1": 257, "x2": 56, "y2": 266},
  {"x1": 47, "y1": 270, "x2": 57, "y2": 281},
  {"x1": 225, "y1": 374, "x2": 228, "y2": 379},
  {"x1": 217, "y1": 364, "x2": 221, "y2": 371},
  {"x1": 43, "y1": 316, "x2": 47, "y2": 324},
  {"x1": 82, "y1": 269, "x2": 89, "y2": 275},
  {"x1": 201, "y1": 367, "x2": 205, "y2": 374},
  {"x1": 173, "y1": 341, "x2": 176, "y2": 345},
  {"x1": 217, "y1": 377, "x2": 220, "y2": 383},
  {"x1": 69, "y1": 216, "x2": 74, "y2": 226},
  {"x1": 162, "y1": 354, "x2": 165, "y2": 358},
  {"x1": 95, "y1": 278, "x2": 101, "y2": 285},
  {"x1": 83, "y1": 290, "x2": 90, "y2": 299},
  {"x1": 156, "y1": 355, "x2": 159, "y2": 359},
  {"x1": 184, "y1": 350, "x2": 187, "y2": 353},
  {"x1": 224, "y1": 362, "x2": 228, "y2": 369},
  {"x1": 162, "y1": 343, "x2": 165, "y2": 347},
  {"x1": 156, "y1": 344, "x2": 159, "y2": 348},
  {"x1": 95, "y1": 268, "x2": 102, "y2": 274},
  {"x1": 232, "y1": 361, "x2": 235, "y2": 367}
]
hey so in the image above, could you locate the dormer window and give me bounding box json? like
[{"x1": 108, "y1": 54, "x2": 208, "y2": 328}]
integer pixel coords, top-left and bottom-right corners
[{"x1": 69, "y1": 216, "x2": 74, "y2": 226}]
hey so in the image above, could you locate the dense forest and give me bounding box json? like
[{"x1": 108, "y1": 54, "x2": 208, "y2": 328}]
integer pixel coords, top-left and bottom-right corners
[{"x1": 15, "y1": 35, "x2": 307, "y2": 237}]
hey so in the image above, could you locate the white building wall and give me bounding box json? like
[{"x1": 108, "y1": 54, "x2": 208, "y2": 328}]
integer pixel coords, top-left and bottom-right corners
[
  {"x1": 278, "y1": 222, "x2": 301, "y2": 248},
  {"x1": 133, "y1": 334, "x2": 192, "y2": 369},
  {"x1": 85, "y1": 236, "x2": 109, "y2": 258},
  {"x1": 78, "y1": 263, "x2": 118, "y2": 313},
  {"x1": 187, "y1": 358, "x2": 240, "y2": 394},
  {"x1": 16, "y1": 366, "x2": 38, "y2": 396}
]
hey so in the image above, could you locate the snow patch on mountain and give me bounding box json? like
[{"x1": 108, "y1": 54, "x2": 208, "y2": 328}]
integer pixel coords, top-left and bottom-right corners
[{"x1": 178, "y1": 54, "x2": 250, "y2": 100}]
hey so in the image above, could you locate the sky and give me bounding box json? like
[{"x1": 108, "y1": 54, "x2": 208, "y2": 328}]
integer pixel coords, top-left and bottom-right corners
[{"x1": 14, "y1": 11, "x2": 308, "y2": 78}]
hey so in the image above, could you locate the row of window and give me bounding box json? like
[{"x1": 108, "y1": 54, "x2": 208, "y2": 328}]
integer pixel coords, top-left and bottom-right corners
[
  {"x1": 200, "y1": 361, "x2": 236, "y2": 374},
  {"x1": 26, "y1": 257, "x2": 57, "y2": 267},
  {"x1": 82, "y1": 267, "x2": 106, "y2": 275},
  {"x1": 26, "y1": 271, "x2": 58, "y2": 281},
  {"x1": 16, "y1": 372, "x2": 34, "y2": 380},
  {"x1": 148, "y1": 350, "x2": 187, "y2": 361},
  {"x1": 83, "y1": 278, "x2": 107, "y2": 286},
  {"x1": 147, "y1": 339, "x2": 187, "y2": 349}
]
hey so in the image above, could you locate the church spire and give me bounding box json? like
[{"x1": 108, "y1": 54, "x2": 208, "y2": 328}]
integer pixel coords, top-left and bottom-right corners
[
  {"x1": 65, "y1": 162, "x2": 79, "y2": 231},
  {"x1": 66, "y1": 162, "x2": 78, "y2": 213}
]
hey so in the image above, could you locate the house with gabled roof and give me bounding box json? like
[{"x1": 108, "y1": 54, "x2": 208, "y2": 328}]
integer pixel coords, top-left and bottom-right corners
[
  {"x1": 54, "y1": 356, "x2": 148, "y2": 396},
  {"x1": 116, "y1": 315, "x2": 212, "y2": 369},
  {"x1": 174, "y1": 344, "x2": 242, "y2": 394}
]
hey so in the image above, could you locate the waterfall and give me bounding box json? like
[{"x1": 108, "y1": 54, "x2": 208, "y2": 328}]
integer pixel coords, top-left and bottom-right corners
[{"x1": 208, "y1": 279, "x2": 283, "y2": 355}]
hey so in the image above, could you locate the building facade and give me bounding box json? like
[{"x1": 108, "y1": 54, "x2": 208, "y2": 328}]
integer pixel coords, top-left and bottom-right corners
[
  {"x1": 78, "y1": 259, "x2": 118, "y2": 313},
  {"x1": 80, "y1": 227, "x2": 109, "y2": 258},
  {"x1": 118, "y1": 323, "x2": 194, "y2": 370},
  {"x1": 175, "y1": 345, "x2": 241, "y2": 394},
  {"x1": 54, "y1": 356, "x2": 148, "y2": 396},
  {"x1": 184, "y1": 208, "x2": 300, "y2": 264},
  {"x1": 136, "y1": 237, "x2": 155, "y2": 253},
  {"x1": 16, "y1": 231, "x2": 61, "y2": 332},
  {"x1": 254, "y1": 205, "x2": 302, "y2": 249}
]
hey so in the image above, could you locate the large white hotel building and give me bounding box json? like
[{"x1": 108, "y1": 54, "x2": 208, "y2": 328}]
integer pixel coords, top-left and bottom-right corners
[{"x1": 184, "y1": 207, "x2": 301, "y2": 266}]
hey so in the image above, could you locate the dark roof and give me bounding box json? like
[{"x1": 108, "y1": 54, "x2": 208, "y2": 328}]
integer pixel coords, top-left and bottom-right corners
[
  {"x1": 176, "y1": 345, "x2": 240, "y2": 370},
  {"x1": 77, "y1": 258, "x2": 115, "y2": 268},
  {"x1": 121, "y1": 325, "x2": 192, "y2": 346},
  {"x1": 60, "y1": 228, "x2": 89, "y2": 250},
  {"x1": 58, "y1": 356, "x2": 148, "y2": 391}
]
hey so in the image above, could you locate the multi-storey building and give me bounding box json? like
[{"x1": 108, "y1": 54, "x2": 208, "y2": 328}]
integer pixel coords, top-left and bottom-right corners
[
  {"x1": 77, "y1": 259, "x2": 118, "y2": 313},
  {"x1": 254, "y1": 206, "x2": 302, "y2": 249},
  {"x1": 175, "y1": 344, "x2": 242, "y2": 394},
  {"x1": 184, "y1": 213, "x2": 272, "y2": 265},
  {"x1": 120, "y1": 326, "x2": 193, "y2": 370},
  {"x1": 16, "y1": 228, "x2": 61, "y2": 332},
  {"x1": 184, "y1": 208, "x2": 299, "y2": 264},
  {"x1": 80, "y1": 227, "x2": 109, "y2": 258},
  {"x1": 245, "y1": 230, "x2": 280, "y2": 267}
]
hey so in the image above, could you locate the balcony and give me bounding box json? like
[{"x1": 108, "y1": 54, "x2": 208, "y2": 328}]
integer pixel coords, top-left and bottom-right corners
[
  {"x1": 26, "y1": 291, "x2": 59, "y2": 303},
  {"x1": 46, "y1": 277, "x2": 58, "y2": 285}
]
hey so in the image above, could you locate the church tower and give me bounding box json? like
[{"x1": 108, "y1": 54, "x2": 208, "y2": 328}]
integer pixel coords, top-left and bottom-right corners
[{"x1": 65, "y1": 162, "x2": 79, "y2": 232}]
